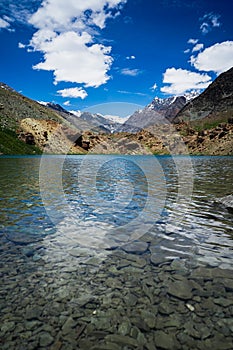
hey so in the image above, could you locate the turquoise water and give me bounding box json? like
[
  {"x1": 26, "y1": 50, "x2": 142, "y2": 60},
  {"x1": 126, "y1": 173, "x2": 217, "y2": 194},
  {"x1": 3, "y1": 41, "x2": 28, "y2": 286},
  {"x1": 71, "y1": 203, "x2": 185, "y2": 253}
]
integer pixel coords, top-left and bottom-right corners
[
  {"x1": 0, "y1": 155, "x2": 233, "y2": 266},
  {"x1": 0, "y1": 155, "x2": 233, "y2": 349}
]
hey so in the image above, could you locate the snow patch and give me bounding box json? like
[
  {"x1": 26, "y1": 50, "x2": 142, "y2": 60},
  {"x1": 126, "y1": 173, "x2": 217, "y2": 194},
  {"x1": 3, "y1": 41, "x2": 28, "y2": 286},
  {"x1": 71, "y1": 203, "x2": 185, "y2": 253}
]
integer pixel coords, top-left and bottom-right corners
[{"x1": 70, "y1": 110, "x2": 82, "y2": 118}]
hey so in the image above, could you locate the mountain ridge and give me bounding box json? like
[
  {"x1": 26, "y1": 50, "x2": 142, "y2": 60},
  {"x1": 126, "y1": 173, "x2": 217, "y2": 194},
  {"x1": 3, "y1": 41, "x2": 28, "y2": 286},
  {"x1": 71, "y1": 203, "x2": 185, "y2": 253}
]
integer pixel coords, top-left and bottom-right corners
[
  {"x1": 0, "y1": 68, "x2": 232, "y2": 155},
  {"x1": 174, "y1": 67, "x2": 233, "y2": 126},
  {"x1": 119, "y1": 93, "x2": 198, "y2": 133}
]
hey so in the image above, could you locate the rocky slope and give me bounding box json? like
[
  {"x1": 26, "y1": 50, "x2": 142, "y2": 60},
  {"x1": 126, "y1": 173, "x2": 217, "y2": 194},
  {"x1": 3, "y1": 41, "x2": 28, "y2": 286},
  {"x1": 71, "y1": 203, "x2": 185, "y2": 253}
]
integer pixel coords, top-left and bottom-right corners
[
  {"x1": 119, "y1": 93, "x2": 199, "y2": 133},
  {"x1": 71, "y1": 111, "x2": 120, "y2": 133},
  {"x1": 44, "y1": 103, "x2": 111, "y2": 133},
  {"x1": 18, "y1": 118, "x2": 86, "y2": 155},
  {"x1": 43, "y1": 102, "x2": 126, "y2": 133},
  {"x1": 0, "y1": 84, "x2": 88, "y2": 154},
  {"x1": 0, "y1": 83, "x2": 64, "y2": 131},
  {"x1": 0, "y1": 68, "x2": 232, "y2": 156},
  {"x1": 174, "y1": 67, "x2": 233, "y2": 125},
  {"x1": 70, "y1": 121, "x2": 233, "y2": 156}
]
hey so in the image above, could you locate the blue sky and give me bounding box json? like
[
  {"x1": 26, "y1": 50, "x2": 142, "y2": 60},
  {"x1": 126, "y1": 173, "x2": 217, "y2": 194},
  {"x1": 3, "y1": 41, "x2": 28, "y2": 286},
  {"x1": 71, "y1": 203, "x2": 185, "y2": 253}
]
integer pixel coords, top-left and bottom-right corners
[{"x1": 0, "y1": 0, "x2": 232, "y2": 117}]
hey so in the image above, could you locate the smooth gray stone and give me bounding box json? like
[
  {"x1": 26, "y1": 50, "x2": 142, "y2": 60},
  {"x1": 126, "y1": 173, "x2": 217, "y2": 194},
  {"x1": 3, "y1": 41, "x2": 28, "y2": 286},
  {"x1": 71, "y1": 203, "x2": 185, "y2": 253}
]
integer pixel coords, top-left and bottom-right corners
[
  {"x1": 118, "y1": 319, "x2": 131, "y2": 336},
  {"x1": 150, "y1": 253, "x2": 166, "y2": 266},
  {"x1": 216, "y1": 194, "x2": 233, "y2": 211},
  {"x1": 167, "y1": 279, "x2": 193, "y2": 300},
  {"x1": 62, "y1": 316, "x2": 78, "y2": 335},
  {"x1": 122, "y1": 241, "x2": 149, "y2": 254},
  {"x1": 104, "y1": 334, "x2": 138, "y2": 347},
  {"x1": 154, "y1": 331, "x2": 176, "y2": 350},
  {"x1": 1, "y1": 322, "x2": 15, "y2": 334},
  {"x1": 39, "y1": 332, "x2": 54, "y2": 347},
  {"x1": 25, "y1": 307, "x2": 42, "y2": 320}
]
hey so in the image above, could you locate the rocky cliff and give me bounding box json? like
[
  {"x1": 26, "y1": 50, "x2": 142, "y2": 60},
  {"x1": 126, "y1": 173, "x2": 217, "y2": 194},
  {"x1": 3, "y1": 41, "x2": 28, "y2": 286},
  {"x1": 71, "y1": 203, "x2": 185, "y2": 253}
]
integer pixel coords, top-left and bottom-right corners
[
  {"x1": 0, "y1": 68, "x2": 232, "y2": 156},
  {"x1": 119, "y1": 93, "x2": 198, "y2": 133},
  {"x1": 174, "y1": 67, "x2": 233, "y2": 126}
]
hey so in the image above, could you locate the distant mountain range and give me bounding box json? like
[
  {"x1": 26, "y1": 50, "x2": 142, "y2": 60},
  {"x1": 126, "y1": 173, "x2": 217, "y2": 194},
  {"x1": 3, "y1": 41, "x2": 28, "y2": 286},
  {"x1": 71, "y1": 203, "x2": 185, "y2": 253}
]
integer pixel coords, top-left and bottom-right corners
[
  {"x1": 119, "y1": 92, "x2": 199, "y2": 133},
  {"x1": 40, "y1": 102, "x2": 128, "y2": 133},
  {"x1": 0, "y1": 66, "x2": 232, "y2": 155}
]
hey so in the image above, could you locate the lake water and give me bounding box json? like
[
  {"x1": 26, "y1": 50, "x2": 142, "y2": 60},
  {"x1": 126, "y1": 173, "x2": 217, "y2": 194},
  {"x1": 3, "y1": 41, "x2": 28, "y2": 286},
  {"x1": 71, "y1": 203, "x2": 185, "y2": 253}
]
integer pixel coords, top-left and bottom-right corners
[{"x1": 0, "y1": 155, "x2": 233, "y2": 349}]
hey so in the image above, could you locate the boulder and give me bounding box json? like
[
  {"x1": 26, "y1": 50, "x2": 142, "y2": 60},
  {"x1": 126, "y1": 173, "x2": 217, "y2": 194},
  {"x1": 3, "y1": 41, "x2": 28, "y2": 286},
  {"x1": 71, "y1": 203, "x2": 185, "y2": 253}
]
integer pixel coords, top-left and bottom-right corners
[{"x1": 216, "y1": 195, "x2": 233, "y2": 212}]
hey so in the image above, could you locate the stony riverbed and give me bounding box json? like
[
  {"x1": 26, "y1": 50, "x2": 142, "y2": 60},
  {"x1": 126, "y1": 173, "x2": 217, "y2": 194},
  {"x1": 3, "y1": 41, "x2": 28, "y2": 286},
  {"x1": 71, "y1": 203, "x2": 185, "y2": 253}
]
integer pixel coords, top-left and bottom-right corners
[{"x1": 1, "y1": 231, "x2": 233, "y2": 350}]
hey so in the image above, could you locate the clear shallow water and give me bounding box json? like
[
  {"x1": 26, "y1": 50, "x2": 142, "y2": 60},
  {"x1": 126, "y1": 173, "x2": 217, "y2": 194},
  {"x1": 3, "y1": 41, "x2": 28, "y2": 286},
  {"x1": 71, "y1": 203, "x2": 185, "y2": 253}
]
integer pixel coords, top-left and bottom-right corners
[
  {"x1": 0, "y1": 155, "x2": 232, "y2": 267},
  {"x1": 0, "y1": 155, "x2": 233, "y2": 349}
]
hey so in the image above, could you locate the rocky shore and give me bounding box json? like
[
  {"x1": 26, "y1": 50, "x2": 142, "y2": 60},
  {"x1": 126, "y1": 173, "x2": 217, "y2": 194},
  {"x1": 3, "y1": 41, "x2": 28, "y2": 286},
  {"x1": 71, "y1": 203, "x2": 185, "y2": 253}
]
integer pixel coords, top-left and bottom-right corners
[
  {"x1": 1, "y1": 232, "x2": 233, "y2": 350},
  {"x1": 16, "y1": 119, "x2": 233, "y2": 156}
]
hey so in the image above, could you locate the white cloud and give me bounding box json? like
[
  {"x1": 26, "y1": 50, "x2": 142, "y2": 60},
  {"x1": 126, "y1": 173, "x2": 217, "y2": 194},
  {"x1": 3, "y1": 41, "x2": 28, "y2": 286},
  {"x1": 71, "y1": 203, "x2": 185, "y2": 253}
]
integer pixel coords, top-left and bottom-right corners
[
  {"x1": 200, "y1": 22, "x2": 209, "y2": 35},
  {"x1": 32, "y1": 31, "x2": 113, "y2": 87},
  {"x1": 184, "y1": 49, "x2": 190, "y2": 54},
  {"x1": 192, "y1": 43, "x2": 204, "y2": 52},
  {"x1": 64, "y1": 101, "x2": 71, "y2": 106},
  {"x1": 190, "y1": 41, "x2": 233, "y2": 74},
  {"x1": 151, "y1": 83, "x2": 157, "y2": 91},
  {"x1": 0, "y1": 17, "x2": 11, "y2": 29},
  {"x1": 18, "y1": 42, "x2": 26, "y2": 49},
  {"x1": 57, "y1": 87, "x2": 88, "y2": 99},
  {"x1": 126, "y1": 55, "x2": 136, "y2": 60},
  {"x1": 211, "y1": 15, "x2": 221, "y2": 27},
  {"x1": 118, "y1": 90, "x2": 146, "y2": 96},
  {"x1": 29, "y1": 0, "x2": 126, "y2": 31},
  {"x1": 200, "y1": 13, "x2": 221, "y2": 34},
  {"x1": 188, "y1": 38, "x2": 198, "y2": 45},
  {"x1": 26, "y1": 0, "x2": 126, "y2": 87},
  {"x1": 120, "y1": 68, "x2": 141, "y2": 76},
  {"x1": 161, "y1": 68, "x2": 212, "y2": 95}
]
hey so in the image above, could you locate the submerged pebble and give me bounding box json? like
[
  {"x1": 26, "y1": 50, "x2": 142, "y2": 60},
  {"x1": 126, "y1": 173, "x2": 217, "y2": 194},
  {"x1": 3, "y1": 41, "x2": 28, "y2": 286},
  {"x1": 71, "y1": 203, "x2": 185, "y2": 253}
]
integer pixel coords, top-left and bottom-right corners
[{"x1": 0, "y1": 238, "x2": 233, "y2": 350}]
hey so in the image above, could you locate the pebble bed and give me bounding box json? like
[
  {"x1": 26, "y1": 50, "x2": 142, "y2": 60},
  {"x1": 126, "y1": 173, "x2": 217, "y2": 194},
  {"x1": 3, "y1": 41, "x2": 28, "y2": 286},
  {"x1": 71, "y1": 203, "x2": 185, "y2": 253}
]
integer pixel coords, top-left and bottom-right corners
[{"x1": 0, "y1": 232, "x2": 233, "y2": 350}]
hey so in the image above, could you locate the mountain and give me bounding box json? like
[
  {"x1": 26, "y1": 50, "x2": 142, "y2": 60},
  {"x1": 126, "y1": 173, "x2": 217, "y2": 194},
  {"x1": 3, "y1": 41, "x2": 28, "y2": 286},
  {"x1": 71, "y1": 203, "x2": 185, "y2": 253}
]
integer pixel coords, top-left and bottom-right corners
[
  {"x1": 0, "y1": 83, "x2": 64, "y2": 131},
  {"x1": 71, "y1": 111, "x2": 118, "y2": 133},
  {"x1": 119, "y1": 92, "x2": 199, "y2": 133},
  {"x1": 102, "y1": 114, "x2": 129, "y2": 125},
  {"x1": 0, "y1": 71, "x2": 232, "y2": 156},
  {"x1": 41, "y1": 102, "x2": 109, "y2": 133},
  {"x1": 174, "y1": 67, "x2": 233, "y2": 127},
  {"x1": 0, "y1": 84, "x2": 88, "y2": 154},
  {"x1": 70, "y1": 110, "x2": 128, "y2": 133},
  {"x1": 42, "y1": 102, "x2": 127, "y2": 133}
]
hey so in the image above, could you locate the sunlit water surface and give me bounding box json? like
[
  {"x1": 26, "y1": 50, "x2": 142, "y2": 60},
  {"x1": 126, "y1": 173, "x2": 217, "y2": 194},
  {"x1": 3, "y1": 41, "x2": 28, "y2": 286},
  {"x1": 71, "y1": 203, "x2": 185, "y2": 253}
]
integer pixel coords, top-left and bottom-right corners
[
  {"x1": 1, "y1": 155, "x2": 233, "y2": 349},
  {"x1": 0, "y1": 155, "x2": 232, "y2": 268}
]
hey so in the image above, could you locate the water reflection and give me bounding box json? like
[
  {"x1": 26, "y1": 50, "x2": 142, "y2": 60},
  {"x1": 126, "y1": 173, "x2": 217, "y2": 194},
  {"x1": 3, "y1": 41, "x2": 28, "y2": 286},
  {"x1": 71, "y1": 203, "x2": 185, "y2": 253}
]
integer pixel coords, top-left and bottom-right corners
[{"x1": 0, "y1": 155, "x2": 232, "y2": 267}]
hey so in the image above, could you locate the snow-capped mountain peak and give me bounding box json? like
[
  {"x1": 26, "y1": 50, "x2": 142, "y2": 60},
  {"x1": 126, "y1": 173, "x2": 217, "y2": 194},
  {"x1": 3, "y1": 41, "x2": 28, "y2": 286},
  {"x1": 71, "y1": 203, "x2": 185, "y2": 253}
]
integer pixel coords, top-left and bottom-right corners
[
  {"x1": 183, "y1": 90, "x2": 200, "y2": 101},
  {"x1": 99, "y1": 114, "x2": 129, "y2": 124}
]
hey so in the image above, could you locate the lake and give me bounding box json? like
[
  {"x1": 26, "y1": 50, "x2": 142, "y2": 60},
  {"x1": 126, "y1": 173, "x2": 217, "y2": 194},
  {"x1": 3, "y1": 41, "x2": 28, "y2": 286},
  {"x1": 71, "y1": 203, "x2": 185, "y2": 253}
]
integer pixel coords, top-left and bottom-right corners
[{"x1": 0, "y1": 155, "x2": 233, "y2": 349}]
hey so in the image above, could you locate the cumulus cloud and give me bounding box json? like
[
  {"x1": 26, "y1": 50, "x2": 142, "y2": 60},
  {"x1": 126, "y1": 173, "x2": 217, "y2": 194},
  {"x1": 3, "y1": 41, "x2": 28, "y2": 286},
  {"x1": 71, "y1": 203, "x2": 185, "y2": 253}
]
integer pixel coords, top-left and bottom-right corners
[
  {"x1": 120, "y1": 68, "x2": 141, "y2": 76},
  {"x1": 200, "y1": 22, "x2": 209, "y2": 35},
  {"x1": 188, "y1": 38, "x2": 198, "y2": 45},
  {"x1": 151, "y1": 83, "x2": 157, "y2": 91},
  {"x1": 0, "y1": 1, "x2": 42, "y2": 28},
  {"x1": 192, "y1": 43, "x2": 204, "y2": 52},
  {"x1": 18, "y1": 42, "x2": 26, "y2": 49},
  {"x1": 200, "y1": 13, "x2": 221, "y2": 34},
  {"x1": 32, "y1": 31, "x2": 113, "y2": 87},
  {"x1": 126, "y1": 55, "x2": 136, "y2": 60},
  {"x1": 63, "y1": 101, "x2": 71, "y2": 106},
  {"x1": 25, "y1": 0, "x2": 126, "y2": 87},
  {"x1": 161, "y1": 68, "x2": 212, "y2": 95},
  {"x1": 57, "y1": 87, "x2": 88, "y2": 99},
  {"x1": 0, "y1": 16, "x2": 11, "y2": 30},
  {"x1": 190, "y1": 41, "x2": 233, "y2": 74}
]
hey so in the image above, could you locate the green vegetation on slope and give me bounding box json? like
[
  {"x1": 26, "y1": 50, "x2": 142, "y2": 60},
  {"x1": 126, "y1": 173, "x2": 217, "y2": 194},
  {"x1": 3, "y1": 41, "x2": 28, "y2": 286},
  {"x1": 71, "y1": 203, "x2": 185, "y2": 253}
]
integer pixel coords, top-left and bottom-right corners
[
  {"x1": 0, "y1": 83, "x2": 64, "y2": 131},
  {"x1": 0, "y1": 128, "x2": 42, "y2": 155},
  {"x1": 190, "y1": 113, "x2": 233, "y2": 132}
]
